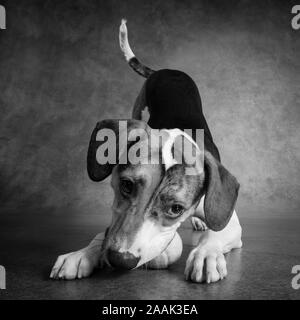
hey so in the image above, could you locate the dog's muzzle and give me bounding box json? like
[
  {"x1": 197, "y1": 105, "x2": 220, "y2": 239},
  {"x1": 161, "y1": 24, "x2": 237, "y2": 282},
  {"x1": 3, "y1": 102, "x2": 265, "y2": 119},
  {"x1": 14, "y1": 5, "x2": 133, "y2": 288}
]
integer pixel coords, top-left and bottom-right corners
[{"x1": 107, "y1": 249, "x2": 140, "y2": 270}]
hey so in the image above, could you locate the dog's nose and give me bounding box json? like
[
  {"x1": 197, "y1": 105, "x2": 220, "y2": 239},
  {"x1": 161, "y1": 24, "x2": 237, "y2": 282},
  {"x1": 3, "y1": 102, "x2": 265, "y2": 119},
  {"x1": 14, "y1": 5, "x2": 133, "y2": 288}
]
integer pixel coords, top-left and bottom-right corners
[{"x1": 107, "y1": 249, "x2": 140, "y2": 270}]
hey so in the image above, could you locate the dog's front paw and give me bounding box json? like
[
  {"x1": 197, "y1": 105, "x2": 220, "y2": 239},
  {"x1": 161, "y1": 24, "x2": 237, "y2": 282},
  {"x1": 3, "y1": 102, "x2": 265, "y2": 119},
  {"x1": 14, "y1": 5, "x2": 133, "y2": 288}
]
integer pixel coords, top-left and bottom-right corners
[
  {"x1": 50, "y1": 249, "x2": 99, "y2": 280},
  {"x1": 184, "y1": 244, "x2": 227, "y2": 283}
]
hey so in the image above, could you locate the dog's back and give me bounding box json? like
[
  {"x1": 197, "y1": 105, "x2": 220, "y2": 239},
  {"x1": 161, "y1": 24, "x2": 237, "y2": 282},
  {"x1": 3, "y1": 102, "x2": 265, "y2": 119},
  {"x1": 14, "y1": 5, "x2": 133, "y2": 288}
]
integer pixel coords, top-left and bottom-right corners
[
  {"x1": 119, "y1": 20, "x2": 220, "y2": 161},
  {"x1": 145, "y1": 69, "x2": 208, "y2": 132}
]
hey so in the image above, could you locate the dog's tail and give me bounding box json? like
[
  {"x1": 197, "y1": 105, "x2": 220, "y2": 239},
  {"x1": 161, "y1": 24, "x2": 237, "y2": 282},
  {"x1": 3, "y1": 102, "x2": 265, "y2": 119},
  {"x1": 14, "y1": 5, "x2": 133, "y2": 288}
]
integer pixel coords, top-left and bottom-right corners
[{"x1": 119, "y1": 19, "x2": 155, "y2": 78}]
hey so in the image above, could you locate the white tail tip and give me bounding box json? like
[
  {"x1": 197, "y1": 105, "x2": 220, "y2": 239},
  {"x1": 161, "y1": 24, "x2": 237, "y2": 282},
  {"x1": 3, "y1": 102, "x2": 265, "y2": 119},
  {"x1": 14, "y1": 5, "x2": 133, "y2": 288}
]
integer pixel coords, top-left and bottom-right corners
[{"x1": 119, "y1": 18, "x2": 135, "y2": 61}]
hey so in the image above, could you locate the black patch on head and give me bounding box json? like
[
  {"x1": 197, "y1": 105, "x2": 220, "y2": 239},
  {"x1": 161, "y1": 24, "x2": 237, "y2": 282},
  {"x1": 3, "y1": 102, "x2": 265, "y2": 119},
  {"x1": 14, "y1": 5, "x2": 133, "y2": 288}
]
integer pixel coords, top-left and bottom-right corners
[{"x1": 159, "y1": 164, "x2": 204, "y2": 209}]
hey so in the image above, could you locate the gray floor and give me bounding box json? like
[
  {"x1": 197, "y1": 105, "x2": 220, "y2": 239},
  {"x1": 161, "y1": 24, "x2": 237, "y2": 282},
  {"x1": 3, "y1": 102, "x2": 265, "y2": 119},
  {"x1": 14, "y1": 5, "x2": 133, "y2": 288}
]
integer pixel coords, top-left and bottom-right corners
[{"x1": 0, "y1": 208, "x2": 299, "y2": 300}]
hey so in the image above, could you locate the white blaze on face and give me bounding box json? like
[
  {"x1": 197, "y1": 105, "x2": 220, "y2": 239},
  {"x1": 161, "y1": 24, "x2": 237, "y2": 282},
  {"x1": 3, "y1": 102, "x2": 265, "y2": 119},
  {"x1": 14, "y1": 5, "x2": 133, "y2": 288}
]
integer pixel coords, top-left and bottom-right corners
[
  {"x1": 119, "y1": 219, "x2": 180, "y2": 268},
  {"x1": 161, "y1": 129, "x2": 203, "y2": 174}
]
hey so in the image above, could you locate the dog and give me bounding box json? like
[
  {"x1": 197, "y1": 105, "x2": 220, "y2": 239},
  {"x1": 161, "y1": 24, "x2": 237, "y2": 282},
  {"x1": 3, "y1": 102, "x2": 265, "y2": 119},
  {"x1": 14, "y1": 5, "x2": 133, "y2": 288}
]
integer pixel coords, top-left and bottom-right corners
[{"x1": 50, "y1": 19, "x2": 242, "y2": 283}]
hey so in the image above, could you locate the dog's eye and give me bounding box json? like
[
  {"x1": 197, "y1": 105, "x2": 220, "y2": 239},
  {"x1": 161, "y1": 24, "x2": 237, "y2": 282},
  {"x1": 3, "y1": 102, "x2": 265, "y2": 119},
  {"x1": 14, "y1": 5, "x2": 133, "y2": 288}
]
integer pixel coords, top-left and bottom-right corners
[
  {"x1": 167, "y1": 204, "x2": 184, "y2": 218},
  {"x1": 120, "y1": 179, "x2": 134, "y2": 195}
]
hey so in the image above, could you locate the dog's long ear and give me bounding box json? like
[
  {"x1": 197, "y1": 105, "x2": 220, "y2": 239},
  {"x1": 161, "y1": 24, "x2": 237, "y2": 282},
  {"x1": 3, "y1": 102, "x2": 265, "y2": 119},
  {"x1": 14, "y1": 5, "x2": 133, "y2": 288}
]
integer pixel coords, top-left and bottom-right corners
[
  {"x1": 203, "y1": 152, "x2": 240, "y2": 231},
  {"x1": 87, "y1": 119, "x2": 149, "y2": 181}
]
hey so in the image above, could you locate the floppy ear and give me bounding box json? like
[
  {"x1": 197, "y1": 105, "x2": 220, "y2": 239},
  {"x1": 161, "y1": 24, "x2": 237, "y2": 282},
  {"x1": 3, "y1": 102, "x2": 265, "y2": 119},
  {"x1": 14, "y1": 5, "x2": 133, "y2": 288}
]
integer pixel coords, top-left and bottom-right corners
[
  {"x1": 203, "y1": 152, "x2": 240, "y2": 231},
  {"x1": 87, "y1": 119, "x2": 149, "y2": 182}
]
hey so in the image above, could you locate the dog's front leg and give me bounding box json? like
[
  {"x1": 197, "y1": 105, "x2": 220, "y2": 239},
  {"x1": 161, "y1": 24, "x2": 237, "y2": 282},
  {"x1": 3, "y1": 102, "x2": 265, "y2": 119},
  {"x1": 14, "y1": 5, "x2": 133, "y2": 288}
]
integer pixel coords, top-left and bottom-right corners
[
  {"x1": 146, "y1": 232, "x2": 183, "y2": 269},
  {"x1": 185, "y1": 211, "x2": 242, "y2": 283},
  {"x1": 50, "y1": 232, "x2": 105, "y2": 280}
]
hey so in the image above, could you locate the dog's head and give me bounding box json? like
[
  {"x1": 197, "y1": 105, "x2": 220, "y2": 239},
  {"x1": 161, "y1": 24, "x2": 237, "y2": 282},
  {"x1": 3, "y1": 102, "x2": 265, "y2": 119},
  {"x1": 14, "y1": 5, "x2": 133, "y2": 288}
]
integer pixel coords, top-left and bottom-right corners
[{"x1": 87, "y1": 119, "x2": 239, "y2": 269}]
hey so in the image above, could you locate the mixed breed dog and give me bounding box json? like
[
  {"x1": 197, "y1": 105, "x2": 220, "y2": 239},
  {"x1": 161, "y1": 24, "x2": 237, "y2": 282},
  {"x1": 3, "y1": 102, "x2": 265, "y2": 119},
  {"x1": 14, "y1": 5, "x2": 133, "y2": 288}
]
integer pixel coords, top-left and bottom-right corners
[{"x1": 50, "y1": 19, "x2": 242, "y2": 284}]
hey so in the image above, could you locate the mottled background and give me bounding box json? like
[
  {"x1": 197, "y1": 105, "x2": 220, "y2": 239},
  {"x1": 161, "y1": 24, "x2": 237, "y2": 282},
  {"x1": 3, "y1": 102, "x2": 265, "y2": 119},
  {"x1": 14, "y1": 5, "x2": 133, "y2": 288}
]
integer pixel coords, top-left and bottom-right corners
[{"x1": 0, "y1": 0, "x2": 299, "y2": 227}]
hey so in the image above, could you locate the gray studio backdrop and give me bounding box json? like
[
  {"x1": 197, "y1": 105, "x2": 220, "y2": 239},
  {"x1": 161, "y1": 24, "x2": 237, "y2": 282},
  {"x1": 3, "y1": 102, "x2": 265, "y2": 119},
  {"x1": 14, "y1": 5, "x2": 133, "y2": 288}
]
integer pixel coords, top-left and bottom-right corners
[{"x1": 0, "y1": 0, "x2": 299, "y2": 226}]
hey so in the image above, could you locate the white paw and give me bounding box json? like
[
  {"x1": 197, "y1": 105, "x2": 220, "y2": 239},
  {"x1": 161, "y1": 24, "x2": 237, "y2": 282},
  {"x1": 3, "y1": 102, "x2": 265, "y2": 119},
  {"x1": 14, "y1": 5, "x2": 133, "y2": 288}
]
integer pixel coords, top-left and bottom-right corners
[
  {"x1": 191, "y1": 217, "x2": 207, "y2": 231},
  {"x1": 184, "y1": 244, "x2": 227, "y2": 283},
  {"x1": 50, "y1": 249, "x2": 99, "y2": 280}
]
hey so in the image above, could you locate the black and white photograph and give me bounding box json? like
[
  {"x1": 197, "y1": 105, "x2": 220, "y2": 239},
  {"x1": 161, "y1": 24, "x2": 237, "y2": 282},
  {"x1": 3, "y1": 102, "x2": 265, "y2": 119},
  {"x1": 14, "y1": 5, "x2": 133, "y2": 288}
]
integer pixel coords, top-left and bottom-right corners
[{"x1": 0, "y1": 0, "x2": 299, "y2": 307}]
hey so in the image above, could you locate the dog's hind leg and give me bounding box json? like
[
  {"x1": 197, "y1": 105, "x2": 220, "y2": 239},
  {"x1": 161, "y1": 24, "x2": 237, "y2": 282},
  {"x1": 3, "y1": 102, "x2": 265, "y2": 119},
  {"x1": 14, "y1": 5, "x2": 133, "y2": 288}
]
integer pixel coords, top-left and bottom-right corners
[
  {"x1": 132, "y1": 81, "x2": 149, "y2": 121},
  {"x1": 190, "y1": 216, "x2": 207, "y2": 231},
  {"x1": 145, "y1": 232, "x2": 183, "y2": 269},
  {"x1": 190, "y1": 197, "x2": 207, "y2": 231}
]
